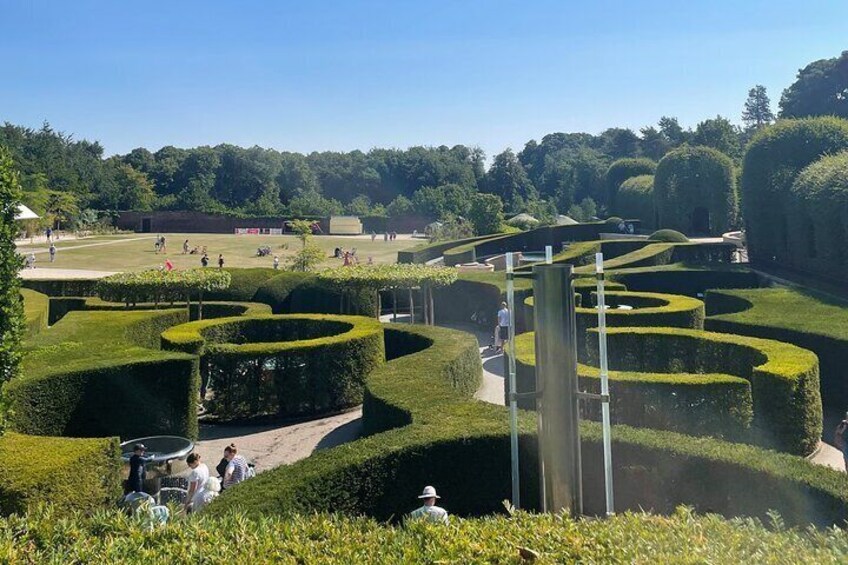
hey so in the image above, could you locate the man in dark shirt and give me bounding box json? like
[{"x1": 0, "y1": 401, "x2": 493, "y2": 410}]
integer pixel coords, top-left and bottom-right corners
[{"x1": 127, "y1": 443, "x2": 151, "y2": 494}]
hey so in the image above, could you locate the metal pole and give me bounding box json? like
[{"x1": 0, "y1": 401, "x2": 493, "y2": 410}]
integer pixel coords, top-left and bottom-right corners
[
  {"x1": 594, "y1": 252, "x2": 615, "y2": 516},
  {"x1": 533, "y1": 264, "x2": 582, "y2": 515},
  {"x1": 505, "y1": 252, "x2": 520, "y2": 509},
  {"x1": 545, "y1": 245, "x2": 552, "y2": 264}
]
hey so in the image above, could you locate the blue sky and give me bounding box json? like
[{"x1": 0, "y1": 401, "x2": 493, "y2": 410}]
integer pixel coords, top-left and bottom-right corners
[{"x1": 1, "y1": 0, "x2": 846, "y2": 159}]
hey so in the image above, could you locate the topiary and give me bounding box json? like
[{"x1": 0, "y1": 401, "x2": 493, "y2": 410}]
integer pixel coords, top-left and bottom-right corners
[
  {"x1": 648, "y1": 229, "x2": 689, "y2": 243},
  {"x1": 654, "y1": 145, "x2": 737, "y2": 236},
  {"x1": 605, "y1": 158, "x2": 656, "y2": 211},
  {"x1": 616, "y1": 175, "x2": 655, "y2": 230},
  {"x1": 605, "y1": 216, "x2": 624, "y2": 224}
]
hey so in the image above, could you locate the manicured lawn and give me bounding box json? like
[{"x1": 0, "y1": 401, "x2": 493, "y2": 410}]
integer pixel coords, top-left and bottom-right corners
[{"x1": 16, "y1": 232, "x2": 417, "y2": 273}]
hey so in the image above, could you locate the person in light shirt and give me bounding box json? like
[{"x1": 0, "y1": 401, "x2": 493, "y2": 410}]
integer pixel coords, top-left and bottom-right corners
[
  {"x1": 184, "y1": 453, "x2": 209, "y2": 512},
  {"x1": 408, "y1": 485, "x2": 448, "y2": 524},
  {"x1": 495, "y1": 301, "x2": 510, "y2": 353}
]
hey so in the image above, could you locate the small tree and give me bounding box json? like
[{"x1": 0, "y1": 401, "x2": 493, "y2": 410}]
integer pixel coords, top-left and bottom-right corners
[
  {"x1": 742, "y1": 85, "x2": 775, "y2": 132},
  {"x1": 286, "y1": 242, "x2": 325, "y2": 272},
  {"x1": 468, "y1": 193, "x2": 503, "y2": 235}
]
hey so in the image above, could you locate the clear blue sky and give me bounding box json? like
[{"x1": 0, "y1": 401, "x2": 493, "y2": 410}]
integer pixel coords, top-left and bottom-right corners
[{"x1": 1, "y1": 0, "x2": 846, "y2": 159}]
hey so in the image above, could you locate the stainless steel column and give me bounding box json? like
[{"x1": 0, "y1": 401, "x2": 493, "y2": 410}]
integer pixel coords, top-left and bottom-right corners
[{"x1": 533, "y1": 263, "x2": 582, "y2": 516}]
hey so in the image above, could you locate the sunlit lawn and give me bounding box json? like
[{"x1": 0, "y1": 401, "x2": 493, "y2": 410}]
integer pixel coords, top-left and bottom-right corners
[{"x1": 16, "y1": 232, "x2": 417, "y2": 272}]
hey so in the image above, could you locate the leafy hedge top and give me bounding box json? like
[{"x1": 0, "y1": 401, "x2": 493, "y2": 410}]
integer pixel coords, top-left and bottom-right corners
[
  {"x1": 5, "y1": 506, "x2": 848, "y2": 562},
  {"x1": 21, "y1": 289, "x2": 49, "y2": 337},
  {"x1": 791, "y1": 150, "x2": 848, "y2": 201},
  {"x1": 317, "y1": 264, "x2": 458, "y2": 290},
  {"x1": 605, "y1": 157, "x2": 656, "y2": 208},
  {"x1": 97, "y1": 268, "x2": 232, "y2": 303},
  {"x1": 648, "y1": 229, "x2": 689, "y2": 242},
  {"x1": 525, "y1": 290, "x2": 704, "y2": 319}
]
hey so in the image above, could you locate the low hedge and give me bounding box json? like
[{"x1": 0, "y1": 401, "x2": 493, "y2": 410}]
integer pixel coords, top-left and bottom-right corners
[
  {"x1": 512, "y1": 332, "x2": 752, "y2": 439},
  {"x1": 608, "y1": 264, "x2": 762, "y2": 297},
  {"x1": 21, "y1": 289, "x2": 48, "y2": 338},
  {"x1": 706, "y1": 287, "x2": 848, "y2": 408},
  {"x1": 397, "y1": 234, "x2": 496, "y2": 264},
  {"x1": 210, "y1": 324, "x2": 848, "y2": 528},
  {"x1": 9, "y1": 309, "x2": 199, "y2": 439},
  {"x1": 47, "y1": 296, "x2": 271, "y2": 325},
  {"x1": 432, "y1": 271, "x2": 534, "y2": 330},
  {"x1": 162, "y1": 314, "x2": 385, "y2": 420},
  {"x1": 20, "y1": 278, "x2": 99, "y2": 297},
  {"x1": 203, "y1": 267, "x2": 281, "y2": 301},
  {"x1": 0, "y1": 432, "x2": 121, "y2": 517},
  {"x1": 253, "y1": 272, "x2": 378, "y2": 316}
]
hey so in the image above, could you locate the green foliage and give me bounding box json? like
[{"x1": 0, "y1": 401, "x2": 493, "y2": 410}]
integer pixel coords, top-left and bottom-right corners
[
  {"x1": 318, "y1": 264, "x2": 458, "y2": 292},
  {"x1": 386, "y1": 195, "x2": 413, "y2": 218},
  {"x1": 428, "y1": 214, "x2": 475, "y2": 241},
  {"x1": 97, "y1": 268, "x2": 231, "y2": 305},
  {"x1": 397, "y1": 235, "x2": 495, "y2": 264},
  {"x1": 21, "y1": 278, "x2": 100, "y2": 297},
  {"x1": 706, "y1": 287, "x2": 848, "y2": 408},
  {"x1": 411, "y1": 183, "x2": 476, "y2": 219},
  {"x1": 203, "y1": 268, "x2": 279, "y2": 301},
  {"x1": 467, "y1": 193, "x2": 504, "y2": 235},
  {"x1": 286, "y1": 240, "x2": 325, "y2": 272},
  {"x1": 654, "y1": 145, "x2": 738, "y2": 235},
  {"x1": 566, "y1": 197, "x2": 597, "y2": 222},
  {"x1": 287, "y1": 190, "x2": 343, "y2": 217},
  {"x1": 0, "y1": 432, "x2": 121, "y2": 517},
  {"x1": 692, "y1": 115, "x2": 743, "y2": 159},
  {"x1": 608, "y1": 264, "x2": 761, "y2": 297},
  {"x1": 0, "y1": 146, "x2": 24, "y2": 387},
  {"x1": 780, "y1": 50, "x2": 848, "y2": 119},
  {"x1": 433, "y1": 271, "x2": 534, "y2": 330},
  {"x1": 740, "y1": 117, "x2": 848, "y2": 265},
  {"x1": 615, "y1": 174, "x2": 654, "y2": 229},
  {"x1": 605, "y1": 157, "x2": 656, "y2": 211},
  {"x1": 487, "y1": 149, "x2": 539, "y2": 211},
  {"x1": 648, "y1": 229, "x2": 689, "y2": 242},
  {"x1": 253, "y1": 272, "x2": 378, "y2": 317},
  {"x1": 8, "y1": 309, "x2": 198, "y2": 439},
  {"x1": 20, "y1": 289, "x2": 48, "y2": 338},
  {"x1": 743, "y1": 85, "x2": 776, "y2": 132},
  {"x1": 162, "y1": 314, "x2": 384, "y2": 420}
]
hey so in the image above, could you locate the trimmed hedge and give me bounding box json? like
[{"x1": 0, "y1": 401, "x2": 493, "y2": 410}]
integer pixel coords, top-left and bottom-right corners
[
  {"x1": 706, "y1": 287, "x2": 848, "y2": 408},
  {"x1": 253, "y1": 272, "x2": 378, "y2": 316},
  {"x1": 204, "y1": 267, "x2": 280, "y2": 301},
  {"x1": 397, "y1": 234, "x2": 496, "y2": 264},
  {"x1": 9, "y1": 309, "x2": 199, "y2": 439},
  {"x1": 162, "y1": 314, "x2": 384, "y2": 420},
  {"x1": 648, "y1": 228, "x2": 688, "y2": 242},
  {"x1": 512, "y1": 332, "x2": 752, "y2": 439},
  {"x1": 742, "y1": 117, "x2": 848, "y2": 268},
  {"x1": 209, "y1": 324, "x2": 848, "y2": 528},
  {"x1": 0, "y1": 432, "x2": 121, "y2": 517},
  {"x1": 432, "y1": 271, "x2": 534, "y2": 330},
  {"x1": 605, "y1": 158, "x2": 656, "y2": 211},
  {"x1": 21, "y1": 289, "x2": 48, "y2": 338},
  {"x1": 20, "y1": 278, "x2": 99, "y2": 297},
  {"x1": 615, "y1": 174, "x2": 655, "y2": 229},
  {"x1": 654, "y1": 145, "x2": 739, "y2": 235},
  {"x1": 608, "y1": 264, "x2": 762, "y2": 297}
]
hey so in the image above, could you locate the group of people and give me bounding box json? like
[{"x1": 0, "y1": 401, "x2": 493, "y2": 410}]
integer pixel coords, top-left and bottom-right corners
[{"x1": 370, "y1": 231, "x2": 398, "y2": 242}]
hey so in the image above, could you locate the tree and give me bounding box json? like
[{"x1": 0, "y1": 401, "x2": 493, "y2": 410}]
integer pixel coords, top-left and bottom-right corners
[
  {"x1": 0, "y1": 146, "x2": 24, "y2": 387},
  {"x1": 101, "y1": 158, "x2": 155, "y2": 211},
  {"x1": 485, "y1": 149, "x2": 538, "y2": 211},
  {"x1": 467, "y1": 193, "x2": 503, "y2": 235},
  {"x1": 780, "y1": 51, "x2": 848, "y2": 119},
  {"x1": 386, "y1": 195, "x2": 414, "y2": 218},
  {"x1": 600, "y1": 128, "x2": 641, "y2": 159},
  {"x1": 658, "y1": 116, "x2": 688, "y2": 146},
  {"x1": 288, "y1": 190, "x2": 343, "y2": 217},
  {"x1": 639, "y1": 126, "x2": 671, "y2": 161},
  {"x1": 742, "y1": 85, "x2": 775, "y2": 132},
  {"x1": 411, "y1": 184, "x2": 475, "y2": 219},
  {"x1": 346, "y1": 194, "x2": 373, "y2": 216},
  {"x1": 693, "y1": 116, "x2": 742, "y2": 159},
  {"x1": 286, "y1": 241, "x2": 325, "y2": 272}
]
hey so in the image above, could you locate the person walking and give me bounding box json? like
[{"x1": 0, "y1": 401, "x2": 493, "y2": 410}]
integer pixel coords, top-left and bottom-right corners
[
  {"x1": 221, "y1": 444, "x2": 250, "y2": 489},
  {"x1": 408, "y1": 485, "x2": 449, "y2": 524},
  {"x1": 218, "y1": 254, "x2": 224, "y2": 269},
  {"x1": 164, "y1": 258, "x2": 174, "y2": 271},
  {"x1": 201, "y1": 253, "x2": 209, "y2": 267},
  {"x1": 48, "y1": 243, "x2": 56, "y2": 263},
  {"x1": 185, "y1": 453, "x2": 210, "y2": 512},
  {"x1": 127, "y1": 443, "x2": 152, "y2": 494},
  {"x1": 835, "y1": 413, "x2": 848, "y2": 472},
  {"x1": 273, "y1": 255, "x2": 280, "y2": 270},
  {"x1": 370, "y1": 231, "x2": 376, "y2": 242},
  {"x1": 183, "y1": 239, "x2": 190, "y2": 254},
  {"x1": 384, "y1": 232, "x2": 389, "y2": 242},
  {"x1": 45, "y1": 227, "x2": 52, "y2": 242},
  {"x1": 495, "y1": 301, "x2": 510, "y2": 353}
]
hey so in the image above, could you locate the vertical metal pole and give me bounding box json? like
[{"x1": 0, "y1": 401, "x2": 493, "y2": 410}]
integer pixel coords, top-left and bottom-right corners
[
  {"x1": 505, "y1": 252, "x2": 520, "y2": 509},
  {"x1": 594, "y1": 253, "x2": 615, "y2": 516},
  {"x1": 533, "y1": 264, "x2": 582, "y2": 515},
  {"x1": 545, "y1": 245, "x2": 552, "y2": 264}
]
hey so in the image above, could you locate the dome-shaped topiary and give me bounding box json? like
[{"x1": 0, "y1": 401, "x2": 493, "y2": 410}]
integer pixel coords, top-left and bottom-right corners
[
  {"x1": 654, "y1": 145, "x2": 737, "y2": 236},
  {"x1": 617, "y1": 175, "x2": 655, "y2": 230},
  {"x1": 647, "y1": 229, "x2": 689, "y2": 242},
  {"x1": 605, "y1": 158, "x2": 656, "y2": 211}
]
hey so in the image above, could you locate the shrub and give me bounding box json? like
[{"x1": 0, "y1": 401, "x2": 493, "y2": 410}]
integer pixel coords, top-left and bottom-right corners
[
  {"x1": 706, "y1": 287, "x2": 848, "y2": 408},
  {"x1": 204, "y1": 268, "x2": 279, "y2": 301},
  {"x1": 608, "y1": 264, "x2": 762, "y2": 297},
  {"x1": 254, "y1": 272, "x2": 378, "y2": 316},
  {"x1": 654, "y1": 145, "x2": 738, "y2": 235},
  {"x1": 397, "y1": 235, "x2": 495, "y2": 264},
  {"x1": 161, "y1": 314, "x2": 384, "y2": 420},
  {"x1": 21, "y1": 289, "x2": 48, "y2": 338},
  {"x1": 0, "y1": 432, "x2": 121, "y2": 516},
  {"x1": 786, "y1": 151, "x2": 848, "y2": 282},
  {"x1": 20, "y1": 278, "x2": 99, "y2": 297},
  {"x1": 8, "y1": 309, "x2": 198, "y2": 439},
  {"x1": 648, "y1": 229, "x2": 689, "y2": 242},
  {"x1": 0, "y1": 146, "x2": 23, "y2": 387},
  {"x1": 432, "y1": 271, "x2": 534, "y2": 331},
  {"x1": 616, "y1": 174, "x2": 655, "y2": 229},
  {"x1": 97, "y1": 269, "x2": 232, "y2": 312},
  {"x1": 605, "y1": 157, "x2": 656, "y2": 211},
  {"x1": 741, "y1": 117, "x2": 848, "y2": 265}
]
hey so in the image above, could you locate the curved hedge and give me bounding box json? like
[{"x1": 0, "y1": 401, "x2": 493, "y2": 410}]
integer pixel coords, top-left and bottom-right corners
[
  {"x1": 209, "y1": 324, "x2": 848, "y2": 528},
  {"x1": 615, "y1": 174, "x2": 655, "y2": 229},
  {"x1": 21, "y1": 288, "x2": 48, "y2": 338},
  {"x1": 608, "y1": 264, "x2": 761, "y2": 297},
  {"x1": 706, "y1": 287, "x2": 848, "y2": 408},
  {"x1": 432, "y1": 271, "x2": 534, "y2": 331},
  {"x1": 0, "y1": 432, "x2": 121, "y2": 517},
  {"x1": 606, "y1": 158, "x2": 656, "y2": 212},
  {"x1": 787, "y1": 151, "x2": 848, "y2": 282},
  {"x1": 254, "y1": 272, "x2": 378, "y2": 316},
  {"x1": 8, "y1": 308, "x2": 198, "y2": 439},
  {"x1": 741, "y1": 117, "x2": 848, "y2": 267},
  {"x1": 654, "y1": 145, "x2": 738, "y2": 235},
  {"x1": 162, "y1": 314, "x2": 384, "y2": 420},
  {"x1": 648, "y1": 229, "x2": 688, "y2": 242}
]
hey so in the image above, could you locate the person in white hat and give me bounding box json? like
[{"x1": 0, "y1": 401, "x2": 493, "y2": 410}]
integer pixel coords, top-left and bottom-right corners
[{"x1": 408, "y1": 485, "x2": 449, "y2": 524}]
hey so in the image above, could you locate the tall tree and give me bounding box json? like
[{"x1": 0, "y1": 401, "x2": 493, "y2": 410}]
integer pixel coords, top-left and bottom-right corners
[
  {"x1": 780, "y1": 50, "x2": 848, "y2": 119},
  {"x1": 658, "y1": 116, "x2": 688, "y2": 146},
  {"x1": 485, "y1": 149, "x2": 538, "y2": 211},
  {"x1": 467, "y1": 193, "x2": 504, "y2": 235},
  {"x1": 742, "y1": 85, "x2": 775, "y2": 132},
  {"x1": 0, "y1": 146, "x2": 24, "y2": 388},
  {"x1": 693, "y1": 116, "x2": 743, "y2": 159}
]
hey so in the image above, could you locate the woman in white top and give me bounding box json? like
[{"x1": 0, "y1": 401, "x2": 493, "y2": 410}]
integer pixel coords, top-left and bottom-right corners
[{"x1": 185, "y1": 453, "x2": 210, "y2": 512}]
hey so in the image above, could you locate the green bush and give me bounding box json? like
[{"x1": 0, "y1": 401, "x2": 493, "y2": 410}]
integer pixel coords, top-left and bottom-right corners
[
  {"x1": 605, "y1": 157, "x2": 656, "y2": 211},
  {"x1": 21, "y1": 289, "x2": 48, "y2": 338},
  {"x1": 786, "y1": 151, "x2": 848, "y2": 282},
  {"x1": 8, "y1": 309, "x2": 199, "y2": 439},
  {"x1": 47, "y1": 296, "x2": 271, "y2": 325},
  {"x1": 741, "y1": 117, "x2": 848, "y2": 266},
  {"x1": 654, "y1": 145, "x2": 738, "y2": 235},
  {"x1": 397, "y1": 235, "x2": 496, "y2": 264},
  {"x1": 162, "y1": 314, "x2": 384, "y2": 420},
  {"x1": 648, "y1": 229, "x2": 689, "y2": 242},
  {"x1": 5, "y1": 506, "x2": 848, "y2": 562},
  {"x1": 432, "y1": 271, "x2": 534, "y2": 331},
  {"x1": 20, "y1": 278, "x2": 100, "y2": 297},
  {"x1": 608, "y1": 264, "x2": 762, "y2": 297},
  {"x1": 706, "y1": 287, "x2": 848, "y2": 408},
  {"x1": 0, "y1": 432, "x2": 121, "y2": 516},
  {"x1": 616, "y1": 174, "x2": 655, "y2": 229},
  {"x1": 254, "y1": 272, "x2": 378, "y2": 316},
  {"x1": 204, "y1": 267, "x2": 280, "y2": 301}
]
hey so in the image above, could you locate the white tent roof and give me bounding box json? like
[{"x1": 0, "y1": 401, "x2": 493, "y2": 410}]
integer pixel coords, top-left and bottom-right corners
[
  {"x1": 15, "y1": 204, "x2": 39, "y2": 221},
  {"x1": 506, "y1": 213, "x2": 539, "y2": 225},
  {"x1": 555, "y1": 214, "x2": 579, "y2": 225}
]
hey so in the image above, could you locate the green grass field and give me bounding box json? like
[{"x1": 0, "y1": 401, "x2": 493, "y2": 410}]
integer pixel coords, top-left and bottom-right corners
[{"x1": 17, "y1": 232, "x2": 417, "y2": 273}]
